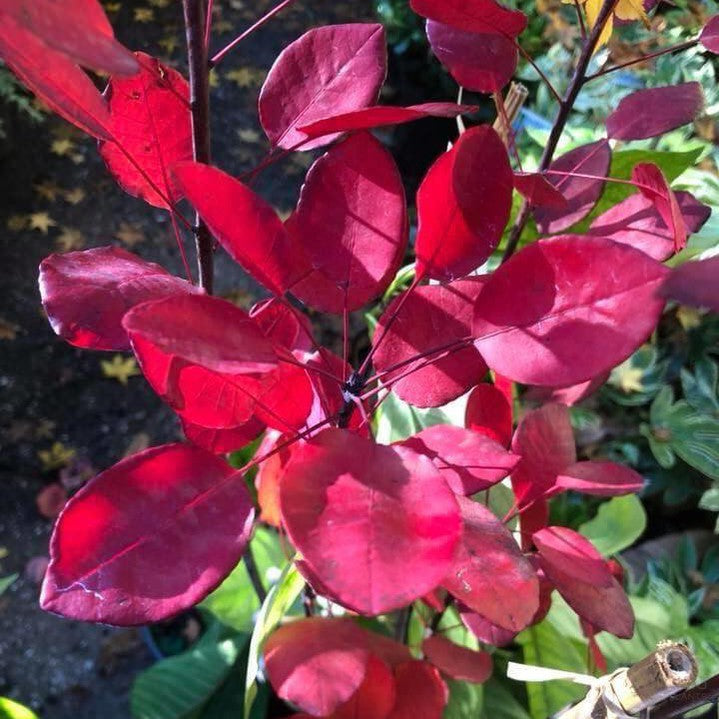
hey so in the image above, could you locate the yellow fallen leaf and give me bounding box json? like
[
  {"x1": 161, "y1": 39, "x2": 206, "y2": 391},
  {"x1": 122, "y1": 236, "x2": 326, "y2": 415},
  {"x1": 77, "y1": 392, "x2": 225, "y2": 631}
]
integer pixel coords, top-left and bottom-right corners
[
  {"x1": 38, "y1": 442, "x2": 76, "y2": 472},
  {"x1": 28, "y1": 212, "x2": 57, "y2": 234},
  {"x1": 101, "y1": 355, "x2": 140, "y2": 385}
]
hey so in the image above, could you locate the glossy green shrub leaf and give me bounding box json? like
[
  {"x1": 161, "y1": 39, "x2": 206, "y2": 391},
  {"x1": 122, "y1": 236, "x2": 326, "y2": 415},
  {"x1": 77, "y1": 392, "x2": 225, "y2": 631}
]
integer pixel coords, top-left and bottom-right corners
[
  {"x1": 681, "y1": 357, "x2": 719, "y2": 416},
  {"x1": 0, "y1": 574, "x2": 17, "y2": 597},
  {"x1": 445, "y1": 679, "x2": 483, "y2": 718},
  {"x1": 0, "y1": 698, "x2": 39, "y2": 719},
  {"x1": 665, "y1": 402, "x2": 719, "y2": 480},
  {"x1": 131, "y1": 623, "x2": 247, "y2": 719},
  {"x1": 579, "y1": 495, "x2": 647, "y2": 557},
  {"x1": 481, "y1": 679, "x2": 531, "y2": 719}
]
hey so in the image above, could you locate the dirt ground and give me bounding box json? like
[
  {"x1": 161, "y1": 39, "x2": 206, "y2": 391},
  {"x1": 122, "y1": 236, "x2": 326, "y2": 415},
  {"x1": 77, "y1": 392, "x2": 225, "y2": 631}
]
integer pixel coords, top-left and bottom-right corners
[{"x1": 0, "y1": 1, "x2": 433, "y2": 715}]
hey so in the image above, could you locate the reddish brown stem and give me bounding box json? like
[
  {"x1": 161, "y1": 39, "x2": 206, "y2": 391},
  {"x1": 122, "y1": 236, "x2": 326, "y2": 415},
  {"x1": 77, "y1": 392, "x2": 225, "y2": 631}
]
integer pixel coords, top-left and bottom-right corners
[{"x1": 183, "y1": 0, "x2": 215, "y2": 294}]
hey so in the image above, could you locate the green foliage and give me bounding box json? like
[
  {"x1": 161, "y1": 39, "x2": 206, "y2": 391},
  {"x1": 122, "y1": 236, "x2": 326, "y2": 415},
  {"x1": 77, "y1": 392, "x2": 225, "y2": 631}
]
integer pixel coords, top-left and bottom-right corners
[
  {"x1": 0, "y1": 65, "x2": 44, "y2": 139},
  {"x1": 0, "y1": 574, "x2": 17, "y2": 597},
  {"x1": 0, "y1": 699, "x2": 38, "y2": 719},
  {"x1": 579, "y1": 495, "x2": 647, "y2": 557}
]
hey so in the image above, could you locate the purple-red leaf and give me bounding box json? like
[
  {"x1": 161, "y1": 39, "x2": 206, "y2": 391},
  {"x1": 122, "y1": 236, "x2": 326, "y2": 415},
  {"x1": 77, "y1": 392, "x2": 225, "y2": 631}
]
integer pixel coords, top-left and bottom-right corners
[
  {"x1": 513, "y1": 172, "x2": 568, "y2": 209},
  {"x1": 410, "y1": 0, "x2": 527, "y2": 37},
  {"x1": 297, "y1": 103, "x2": 476, "y2": 140},
  {"x1": 400, "y1": 425, "x2": 519, "y2": 496},
  {"x1": 442, "y1": 496, "x2": 539, "y2": 632},
  {"x1": 280, "y1": 429, "x2": 462, "y2": 615},
  {"x1": 459, "y1": 606, "x2": 518, "y2": 647},
  {"x1": 373, "y1": 278, "x2": 488, "y2": 408},
  {"x1": 422, "y1": 635, "x2": 492, "y2": 684},
  {"x1": 264, "y1": 618, "x2": 372, "y2": 717},
  {"x1": 332, "y1": 655, "x2": 397, "y2": 719},
  {"x1": 415, "y1": 125, "x2": 513, "y2": 281},
  {"x1": 510, "y1": 403, "x2": 576, "y2": 507},
  {"x1": 173, "y1": 162, "x2": 309, "y2": 295},
  {"x1": 533, "y1": 526, "x2": 611, "y2": 586},
  {"x1": 606, "y1": 83, "x2": 704, "y2": 141},
  {"x1": 0, "y1": 16, "x2": 112, "y2": 139},
  {"x1": 659, "y1": 257, "x2": 719, "y2": 312},
  {"x1": 464, "y1": 383, "x2": 513, "y2": 447},
  {"x1": 99, "y1": 53, "x2": 192, "y2": 209},
  {"x1": 427, "y1": 21, "x2": 517, "y2": 93},
  {"x1": 259, "y1": 24, "x2": 387, "y2": 151},
  {"x1": 589, "y1": 191, "x2": 710, "y2": 261},
  {"x1": 39, "y1": 246, "x2": 199, "y2": 351},
  {"x1": 472, "y1": 235, "x2": 669, "y2": 387},
  {"x1": 0, "y1": 0, "x2": 138, "y2": 75},
  {"x1": 700, "y1": 16, "x2": 719, "y2": 53},
  {"x1": 287, "y1": 132, "x2": 408, "y2": 313},
  {"x1": 534, "y1": 140, "x2": 611, "y2": 235},
  {"x1": 387, "y1": 661, "x2": 448, "y2": 719},
  {"x1": 41, "y1": 444, "x2": 253, "y2": 625},
  {"x1": 555, "y1": 461, "x2": 645, "y2": 496},
  {"x1": 182, "y1": 417, "x2": 265, "y2": 455}
]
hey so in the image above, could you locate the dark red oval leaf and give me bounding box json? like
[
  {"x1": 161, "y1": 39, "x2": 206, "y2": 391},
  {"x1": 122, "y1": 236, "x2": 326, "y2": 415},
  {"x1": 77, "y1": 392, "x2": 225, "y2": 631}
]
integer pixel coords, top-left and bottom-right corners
[
  {"x1": 659, "y1": 256, "x2": 719, "y2": 313},
  {"x1": 410, "y1": 0, "x2": 527, "y2": 37},
  {"x1": 387, "y1": 661, "x2": 448, "y2": 719},
  {"x1": 41, "y1": 444, "x2": 253, "y2": 625},
  {"x1": 297, "y1": 103, "x2": 476, "y2": 140},
  {"x1": 427, "y1": 21, "x2": 517, "y2": 94},
  {"x1": 510, "y1": 403, "x2": 576, "y2": 507},
  {"x1": 1, "y1": 0, "x2": 137, "y2": 75},
  {"x1": 422, "y1": 634, "x2": 492, "y2": 683},
  {"x1": 589, "y1": 190, "x2": 710, "y2": 261},
  {"x1": 250, "y1": 299, "x2": 315, "y2": 354},
  {"x1": 39, "y1": 246, "x2": 199, "y2": 351},
  {"x1": 415, "y1": 125, "x2": 513, "y2": 281},
  {"x1": 400, "y1": 425, "x2": 519, "y2": 496},
  {"x1": 173, "y1": 161, "x2": 310, "y2": 295},
  {"x1": 473, "y1": 235, "x2": 669, "y2": 387},
  {"x1": 288, "y1": 132, "x2": 408, "y2": 313},
  {"x1": 533, "y1": 526, "x2": 611, "y2": 587},
  {"x1": 464, "y1": 383, "x2": 513, "y2": 447},
  {"x1": 280, "y1": 429, "x2": 462, "y2": 615},
  {"x1": 534, "y1": 140, "x2": 611, "y2": 235},
  {"x1": 264, "y1": 618, "x2": 372, "y2": 717},
  {"x1": 555, "y1": 461, "x2": 645, "y2": 496},
  {"x1": 99, "y1": 53, "x2": 192, "y2": 209},
  {"x1": 332, "y1": 654, "x2": 396, "y2": 719},
  {"x1": 701, "y1": 16, "x2": 719, "y2": 53},
  {"x1": 513, "y1": 172, "x2": 568, "y2": 209},
  {"x1": 259, "y1": 24, "x2": 387, "y2": 151},
  {"x1": 459, "y1": 605, "x2": 518, "y2": 647},
  {"x1": 442, "y1": 496, "x2": 539, "y2": 632},
  {"x1": 373, "y1": 278, "x2": 488, "y2": 408},
  {"x1": 182, "y1": 417, "x2": 265, "y2": 455},
  {"x1": 606, "y1": 83, "x2": 704, "y2": 141}
]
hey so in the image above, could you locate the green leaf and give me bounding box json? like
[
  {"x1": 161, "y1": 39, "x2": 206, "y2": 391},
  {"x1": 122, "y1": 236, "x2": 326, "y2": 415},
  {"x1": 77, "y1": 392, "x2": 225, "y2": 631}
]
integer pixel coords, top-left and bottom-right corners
[
  {"x1": 445, "y1": 680, "x2": 483, "y2": 718},
  {"x1": 131, "y1": 624, "x2": 246, "y2": 719},
  {"x1": 0, "y1": 698, "x2": 39, "y2": 719},
  {"x1": 0, "y1": 574, "x2": 18, "y2": 597},
  {"x1": 665, "y1": 401, "x2": 719, "y2": 480},
  {"x1": 515, "y1": 618, "x2": 586, "y2": 719},
  {"x1": 481, "y1": 679, "x2": 532, "y2": 719},
  {"x1": 685, "y1": 621, "x2": 719, "y2": 682},
  {"x1": 578, "y1": 495, "x2": 647, "y2": 557},
  {"x1": 244, "y1": 563, "x2": 305, "y2": 719},
  {"x1": 202, "y1": 528, "x2": 286, "y2": 632},
  {"x1": 640, "y1": 424, "x2": 676, "y2": 469},
  {"x1": 680, "y1": 358, "x2": 719, "y2": 416}
]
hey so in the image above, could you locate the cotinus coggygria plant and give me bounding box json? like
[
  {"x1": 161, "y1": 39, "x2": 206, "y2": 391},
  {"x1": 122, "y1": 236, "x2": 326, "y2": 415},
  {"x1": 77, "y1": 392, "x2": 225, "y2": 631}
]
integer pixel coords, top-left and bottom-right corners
[{"x1": 3, "y1": 0, "x2": 719, "y2": 716}]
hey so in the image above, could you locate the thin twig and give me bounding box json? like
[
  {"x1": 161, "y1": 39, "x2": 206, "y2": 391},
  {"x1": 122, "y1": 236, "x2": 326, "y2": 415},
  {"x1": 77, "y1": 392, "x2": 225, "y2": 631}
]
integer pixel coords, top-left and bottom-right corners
[{"x1": 243, "y1": 549, "x2": 268, "y2": 603}]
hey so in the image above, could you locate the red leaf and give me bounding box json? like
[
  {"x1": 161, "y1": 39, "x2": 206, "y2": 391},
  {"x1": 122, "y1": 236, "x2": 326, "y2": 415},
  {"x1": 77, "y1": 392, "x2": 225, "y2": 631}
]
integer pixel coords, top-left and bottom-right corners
[
  {"x1": 533, "y1": 527, "x2": 611, "y2": 586},
  {"x1": 510, "y1": 403, "x2": 576, "y2": 507},
  {"x1": 363, "y1": 632, "x2": 413, "y2": 670},
  {"x1": 182, "y1": 417, "x2": 264, "y2": 455},
  {"x1": 387, "y1": 661, "x2": 448, "y2": 719},
  {"x1": 472, "y1": 236, "x2": 669, "y2": 387},
  {"x1": 373, "y1": 278, "x2": 488, "y2": 408},
  {"x1": 659, "y1": 256, "x2": 719, "y2": 312},
  {"x1": 700, "y1": 16, "x2": 719, "y2": 53},
  {"x1": 259, "y1": 24, "x2": 387, "y2": 151},
  {"x1": 99, "y1": 53, "x2": 192, "y2": 209},
  {"x1": 297, "y1": 103, "x2": 476, "y2": 140},
  {"x1": 173, "y1": 162, "x2": 309, "y2": 295},
  {"x1": 400, "y1": 425, "x2": 519, "y2": 496},
  {"x1": 606, "y1": 83, "x2": 704, "y2": 141},
  {"x1": 410, "y1": 0, "x2": 527, "y2": 37},
  {"x1": 589, "y1": 191, "x2": 710, "y2": 261},
  {"x1": 250, "y1": 300, "x2": 314, "y2": 353},
  {"x1": 264, "y1": 618, "x2": 372, "y2": 717},
  {"x1": 442, "y1": 496, "x2": 539, "y2": 632},
  {"x1": 464, "y1": 383, "x2": 513, "y2": 447},
  {"x1": 524, "y1": 373, "x2": 609, "y2": 407},
  {"x1": 280, "y1": 429, "x2": 462, "y2": 615},
  {"x1": 124, "y1": 294, "x2": 278, "y2": 375},
  {"x1": 555, "y1": 461, "x2": 645, "y2": 496},
  {"x1": 254, "y1": 430, "x2": 287, "y2": 528},
  {"x1": 422, "y1": 635, "x2": 492, "y2": 683},
  {"x1": 41, "y1": 444, "x2": 253, "y2": 625},
  {"x1": 632, "y1": 163, "x2": 687, "y2": 252},
  {"x1": 459, "y1": 605, "x2": 519, "y2": 647},
  {"x1": 427, "y1": 21, "x2": 517, "y2": 94},
  {"x1": 0, "y1": 0, "x2": 138, "y2": 75},
  {"x1": 332, "y1": 654, "x2": 397, "y2": 719},
  {"x1": 415, "y1": 126, "x2": 513, "y2": 281},
  {"x1": 39, "y1": 246, "x2": 199, "y2": 351},
  {"x1": 0, "y1": 17, "x2": 112, "y2": 139},
  {"x1": 513, "y1": 172, "x2": 568, "y2": 209},
  {"x1": 287, "y1": 133, "x2": 408, "y2": 313},
  {"x1": 534, "y1": 140, "x2": 611, "y2": 234}
]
